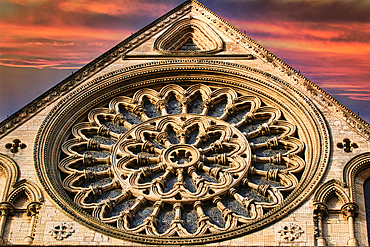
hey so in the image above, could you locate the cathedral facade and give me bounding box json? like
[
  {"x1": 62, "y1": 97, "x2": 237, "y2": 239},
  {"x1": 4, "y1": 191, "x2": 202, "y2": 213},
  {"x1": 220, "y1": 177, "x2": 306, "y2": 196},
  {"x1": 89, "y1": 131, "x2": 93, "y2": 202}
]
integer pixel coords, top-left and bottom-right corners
[{"x1": 0, "y1": 1, "x2": 369, "y2": 246}]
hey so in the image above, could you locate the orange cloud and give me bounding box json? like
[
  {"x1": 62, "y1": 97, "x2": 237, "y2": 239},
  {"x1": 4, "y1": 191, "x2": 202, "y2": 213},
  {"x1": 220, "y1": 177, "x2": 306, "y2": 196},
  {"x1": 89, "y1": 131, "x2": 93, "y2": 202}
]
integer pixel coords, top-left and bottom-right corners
[{"x1": 58, "y1": 0, "x2": 169, "y2": 16}]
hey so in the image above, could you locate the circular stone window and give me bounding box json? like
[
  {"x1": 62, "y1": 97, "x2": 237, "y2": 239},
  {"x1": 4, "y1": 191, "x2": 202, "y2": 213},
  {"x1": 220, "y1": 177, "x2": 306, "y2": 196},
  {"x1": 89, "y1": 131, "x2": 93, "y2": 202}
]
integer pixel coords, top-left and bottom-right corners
[{"x1": 35, "y1": 62, "x2": 329, "y2": 245}]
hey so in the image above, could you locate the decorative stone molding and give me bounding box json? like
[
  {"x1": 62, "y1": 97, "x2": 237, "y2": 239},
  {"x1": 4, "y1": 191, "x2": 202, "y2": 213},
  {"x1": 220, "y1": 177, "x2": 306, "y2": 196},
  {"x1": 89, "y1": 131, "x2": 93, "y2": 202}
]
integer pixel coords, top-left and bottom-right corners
[
  {"x1": 0, "y1": 202, "x2": 14, "y2": 244},
  {"x1": 24, "y1": 202, "x2": 42, "y2": 244},
  {"x1": 7, "y1": 179, "x2": 43, "y2": 205},
  {"x1": 342, "y1": 157, "x2": 370, "y2": 243},
  {"x1": 0, "y1": 154, "x2": 19, "y2": 202},
  {"x1": 341, "y1": 203, "x2": 359, "y2": 247},
  {"x1": 34, "y1": 61, "x2": 329, "y2": 244},
  {"x1": 5, "y1": 139, "x2": 27, "y2": 153},
  {"x1": 341, "y1": 202, "x2": 359, "y2": 219},
  {"x1": 313, "y1": 179, "x2": 361, "y2": 247},
  {"x1": 278, "y1": 223, "x2": 304, "y2": 241},
  {"x1": 313, "y1": 203, "x2": 328, "y2": 219},
  {"x1": 313, "y1": 202, "x2": 328, "y2": 246},
  {"x1": 337, "y1": 138, "x2": 359, "y2": 153},
  {"x1": 313, "y1": 179, "x2": 351, "y2": 246},
  {"x1": 0, "y1": 202, "x2": 15, "y2": 217},
  {"x1": 153, "y1": 17, "x2": 223, "y2": 55},
  {"x1": 313, "y1": 179, "x2": 350, "y2": 205},
  {"x1": 49, "y1": 222, "x2": 75, "y2": 240}
]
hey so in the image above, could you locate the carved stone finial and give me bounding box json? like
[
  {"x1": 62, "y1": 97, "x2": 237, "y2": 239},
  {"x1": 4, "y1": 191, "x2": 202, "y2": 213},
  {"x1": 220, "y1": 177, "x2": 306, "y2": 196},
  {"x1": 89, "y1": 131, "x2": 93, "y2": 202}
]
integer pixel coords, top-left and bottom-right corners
[{"x1": 5, "y1": 139, "x2": 27, "y2": 153}]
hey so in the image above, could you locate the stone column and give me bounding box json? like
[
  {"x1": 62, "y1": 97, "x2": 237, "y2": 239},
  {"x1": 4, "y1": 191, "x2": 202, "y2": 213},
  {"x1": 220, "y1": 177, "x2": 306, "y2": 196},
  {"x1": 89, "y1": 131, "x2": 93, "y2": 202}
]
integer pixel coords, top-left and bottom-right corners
[
  {"x1": 0, "y1": 202, "x2": 14, "y2": 244},
  {"x1": 313, "y1": 202, "x2": 328, "y2": 247},
  {"x1": 24, "y1": 202, "x2": 41, "y2": 244},
  {"x1": 341, "y1": 203, "x2": 359, "y2": 247}
]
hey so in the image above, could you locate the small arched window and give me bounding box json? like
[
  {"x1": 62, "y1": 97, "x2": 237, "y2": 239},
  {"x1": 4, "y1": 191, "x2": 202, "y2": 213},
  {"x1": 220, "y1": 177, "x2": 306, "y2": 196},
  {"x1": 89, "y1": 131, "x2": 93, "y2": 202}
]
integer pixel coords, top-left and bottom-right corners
[{"x1": 364, "y1": 178, "x2": 370, "y2": 245}]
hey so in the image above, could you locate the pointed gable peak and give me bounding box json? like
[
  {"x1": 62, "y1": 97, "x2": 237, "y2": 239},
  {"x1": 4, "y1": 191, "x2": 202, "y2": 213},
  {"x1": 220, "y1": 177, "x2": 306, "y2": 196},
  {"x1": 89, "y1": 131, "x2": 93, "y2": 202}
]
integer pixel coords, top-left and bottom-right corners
[{"x1": 0, "y1": 0, "x2": 369, "y2": 141}]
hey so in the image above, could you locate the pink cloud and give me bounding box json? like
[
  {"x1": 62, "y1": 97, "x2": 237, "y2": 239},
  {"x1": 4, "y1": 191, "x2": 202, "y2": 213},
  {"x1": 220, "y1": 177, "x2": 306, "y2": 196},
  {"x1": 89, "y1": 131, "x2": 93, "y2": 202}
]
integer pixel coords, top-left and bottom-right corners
[{"x1": 58, "y1": 0, "x2": 169, "y2": 17}]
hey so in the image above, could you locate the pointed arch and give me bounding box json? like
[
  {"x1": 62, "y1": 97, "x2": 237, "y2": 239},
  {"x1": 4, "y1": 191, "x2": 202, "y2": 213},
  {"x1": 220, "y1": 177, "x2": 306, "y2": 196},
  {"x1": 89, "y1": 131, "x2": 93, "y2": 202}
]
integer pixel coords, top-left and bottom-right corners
[
  {"x1": 0, "y1": 153, "x2": 19, "y2": 202},
  {"x1": 153, "y1": 17, "x2": 224, "y2": 55},
  {"x1": 7, "y1": 179, "x2": 42, "y2": 204},
  {"x1": 313, "y1": 179, "x2": 350, "y2": 205},
  {"x1": 343, "y1": 152, "x2": 370, "y2": 202}
]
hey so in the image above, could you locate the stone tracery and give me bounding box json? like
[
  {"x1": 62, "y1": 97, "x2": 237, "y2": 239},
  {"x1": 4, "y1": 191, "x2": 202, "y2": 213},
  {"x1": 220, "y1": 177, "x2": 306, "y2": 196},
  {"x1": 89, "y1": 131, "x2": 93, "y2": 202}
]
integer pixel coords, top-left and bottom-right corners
[{"x1": 59, "y1": 84, "x2": 305, "y2": 237}]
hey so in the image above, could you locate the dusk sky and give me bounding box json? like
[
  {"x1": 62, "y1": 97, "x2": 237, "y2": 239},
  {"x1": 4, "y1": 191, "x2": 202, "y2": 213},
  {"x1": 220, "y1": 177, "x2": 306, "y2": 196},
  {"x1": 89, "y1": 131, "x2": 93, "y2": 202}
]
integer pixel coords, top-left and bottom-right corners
[{"x1": 0, "y1": 0, "x2": 369, "y2": 123}]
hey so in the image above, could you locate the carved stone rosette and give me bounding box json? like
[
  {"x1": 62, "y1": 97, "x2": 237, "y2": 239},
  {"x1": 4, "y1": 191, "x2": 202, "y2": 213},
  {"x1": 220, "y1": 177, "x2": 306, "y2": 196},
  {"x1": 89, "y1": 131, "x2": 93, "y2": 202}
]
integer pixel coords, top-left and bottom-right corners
[
  {"x1": 278, "y1": 223, "x2": 304, "y2": 241},
  {"x1": 49, "y1": 222, "x2": 74, "y2": 240},
  {"x1": 57, "y1": 84, "x2": 305, "y2": 238}
]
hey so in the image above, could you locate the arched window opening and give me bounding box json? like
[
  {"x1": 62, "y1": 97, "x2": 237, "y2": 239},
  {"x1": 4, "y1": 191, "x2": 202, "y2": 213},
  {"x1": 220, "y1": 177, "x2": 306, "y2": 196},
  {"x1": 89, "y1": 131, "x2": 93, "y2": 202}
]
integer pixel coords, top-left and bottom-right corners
[
  {"x1": 322, "y1": 194, "x2": 348, "y2": 246},
  {"x1": 0, "y1": 170, "x2": 6, "y2": 201},
  {"x1": 364, "y1": 178, "x2": 370, "y2": 245}
]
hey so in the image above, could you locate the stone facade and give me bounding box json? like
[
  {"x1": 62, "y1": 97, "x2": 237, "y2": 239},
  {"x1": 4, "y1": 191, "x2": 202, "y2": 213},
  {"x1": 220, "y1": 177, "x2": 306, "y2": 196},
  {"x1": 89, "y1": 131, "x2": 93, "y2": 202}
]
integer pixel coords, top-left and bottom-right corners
[{"x1": 0, "y1": 0, "x2": 369, "y2": 246}]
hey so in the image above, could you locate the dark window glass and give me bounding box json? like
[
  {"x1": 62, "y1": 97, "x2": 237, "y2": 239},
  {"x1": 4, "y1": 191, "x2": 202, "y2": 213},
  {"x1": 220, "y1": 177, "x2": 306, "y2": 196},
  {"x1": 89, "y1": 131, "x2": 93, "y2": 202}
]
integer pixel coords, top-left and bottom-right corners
[{"x1": 364, "y1": 178, "x2": 370, "y2": 245}]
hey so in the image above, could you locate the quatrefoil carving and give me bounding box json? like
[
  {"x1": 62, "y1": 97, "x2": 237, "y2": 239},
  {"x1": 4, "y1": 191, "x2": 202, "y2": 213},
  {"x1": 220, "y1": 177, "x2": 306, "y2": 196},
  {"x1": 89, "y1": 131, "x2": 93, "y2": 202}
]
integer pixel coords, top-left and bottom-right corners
[
  {"x1": 5, "y1": 139, "x2": 27, "y2": 153},
  {"x1": 337, "y1": 138, "x2": 358, "y2": 152}
]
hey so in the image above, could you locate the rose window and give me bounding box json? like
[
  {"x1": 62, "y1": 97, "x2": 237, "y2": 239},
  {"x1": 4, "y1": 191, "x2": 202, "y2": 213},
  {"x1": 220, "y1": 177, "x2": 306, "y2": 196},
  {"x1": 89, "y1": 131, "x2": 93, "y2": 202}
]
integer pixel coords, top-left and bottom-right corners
[{"x1": 59, "y1": 84, "x2": 305, "y2": 237}]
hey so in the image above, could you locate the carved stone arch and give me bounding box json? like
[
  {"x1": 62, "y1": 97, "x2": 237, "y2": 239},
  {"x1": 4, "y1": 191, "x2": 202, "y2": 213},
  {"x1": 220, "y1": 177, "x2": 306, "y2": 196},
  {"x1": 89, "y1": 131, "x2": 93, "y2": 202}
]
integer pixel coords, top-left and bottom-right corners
[
  {"x1": 343, "y1": 152, "x2": 370, "y2": 202},
  {"x1": 313, "y1": 179, "x2": 356, "y2": 246},
  {"x1": 0, "y1": 153, "x2": 19, "y2": 202},
  {"x1": 4, "y1": 179, "x2": 43, "y2": 244},
  {"x1": 0, "y1": 155, "x2": 43, "y2": 244},
  {"x1": 7, "y1": 179, "x2": 43, "y2": 204},
  {"x1": 342, "y1": 152, "x2": 370, "y2": 246},
  {"x1": 153, "y1": 17, "x2": 224, "y2": 54},
  {"x1": 313, "y1": 179, "x2": 350, "y2": 205}
]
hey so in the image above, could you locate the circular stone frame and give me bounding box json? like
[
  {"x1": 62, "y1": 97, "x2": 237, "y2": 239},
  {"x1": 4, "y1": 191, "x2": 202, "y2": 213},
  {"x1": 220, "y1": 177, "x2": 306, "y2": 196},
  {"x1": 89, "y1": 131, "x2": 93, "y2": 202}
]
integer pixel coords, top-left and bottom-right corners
[{"x1": 34, "y1": 60, "x2": 329, "y2": 245}]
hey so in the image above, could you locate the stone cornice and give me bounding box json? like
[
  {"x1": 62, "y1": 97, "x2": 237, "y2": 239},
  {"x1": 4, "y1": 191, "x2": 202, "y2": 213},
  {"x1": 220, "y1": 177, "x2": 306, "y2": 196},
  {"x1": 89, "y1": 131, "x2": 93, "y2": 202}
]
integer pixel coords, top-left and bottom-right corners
[{"x1": 0, "y1": 0, "x2": 369, "y2": 141}]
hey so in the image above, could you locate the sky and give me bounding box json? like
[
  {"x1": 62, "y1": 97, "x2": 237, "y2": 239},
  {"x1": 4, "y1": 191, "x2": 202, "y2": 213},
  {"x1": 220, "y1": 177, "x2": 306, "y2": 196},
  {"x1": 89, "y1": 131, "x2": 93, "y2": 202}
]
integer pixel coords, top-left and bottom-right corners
[{"x1": 0, "y1": 0, "x2": 369, "y2": 123}]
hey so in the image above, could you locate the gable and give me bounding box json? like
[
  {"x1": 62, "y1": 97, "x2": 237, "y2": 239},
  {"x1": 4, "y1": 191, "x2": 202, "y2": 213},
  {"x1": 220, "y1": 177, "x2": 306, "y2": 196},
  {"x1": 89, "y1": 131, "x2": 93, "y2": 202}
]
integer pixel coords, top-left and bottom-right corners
[
  {"x1": 0, "y1": 1, "x2": 368, "y2": 141},
  {"x1": 0, "y1": 0, "x2": 370, "y2": 246}
]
